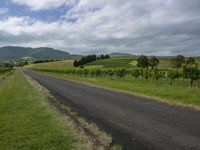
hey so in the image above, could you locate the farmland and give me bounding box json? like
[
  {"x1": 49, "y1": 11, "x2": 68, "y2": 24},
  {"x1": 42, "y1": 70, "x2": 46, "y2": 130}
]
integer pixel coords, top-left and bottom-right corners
[
  {"x1": 24, "y1": 56, "x2": 200, "y2": 70},
  {"x1": 85, "y1": 56, "x2": 200, "y2": 69},
  {"x1": 25, "y1": 56, "x2": 200, "y2": 110},
  {"x1": 86, "y1": 57, "x2": 135, "y2": 68}
]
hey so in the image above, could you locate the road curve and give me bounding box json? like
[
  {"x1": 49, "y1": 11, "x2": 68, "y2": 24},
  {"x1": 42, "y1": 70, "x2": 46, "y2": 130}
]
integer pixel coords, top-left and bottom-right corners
[{"x1": 24, "y1": 71, "x2": 200, "y2": 150}]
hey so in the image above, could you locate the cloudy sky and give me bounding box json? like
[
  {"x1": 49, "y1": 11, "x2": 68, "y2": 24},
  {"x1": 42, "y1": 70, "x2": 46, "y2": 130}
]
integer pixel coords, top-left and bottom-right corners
[{"x1": 0, "y1": 0, "x2": 200, "y2": 56}]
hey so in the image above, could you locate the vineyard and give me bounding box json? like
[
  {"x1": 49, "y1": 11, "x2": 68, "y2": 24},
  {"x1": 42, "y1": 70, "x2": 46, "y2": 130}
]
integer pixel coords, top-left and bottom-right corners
[
  {"x1": 24, "y1": 56, "x2": 200, "y2": 109},
  {"x1": 25, "y1": 55, "x2": 200, "y2": 88},
  {"x1": 30, "y1": 65, "x2": 200, "y2": 88}
]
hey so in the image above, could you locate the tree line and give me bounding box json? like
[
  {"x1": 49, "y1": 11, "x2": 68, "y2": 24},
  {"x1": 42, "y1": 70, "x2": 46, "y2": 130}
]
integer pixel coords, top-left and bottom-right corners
[
  {"x1": 73, "y1": 54, "x2": 110, "y2": 67},
  {"x1": 33, "y1": 59, "x2": 59, "y2": 64},
  {"x1": 0, "y1": 62, "x2": 14, "y2": 68},
  {"x1": 0, "y1": 65, "x2": 14, "y2": 77},
  {"x1": 136, "y1": 55, "x2": 197, "y2": 69}
]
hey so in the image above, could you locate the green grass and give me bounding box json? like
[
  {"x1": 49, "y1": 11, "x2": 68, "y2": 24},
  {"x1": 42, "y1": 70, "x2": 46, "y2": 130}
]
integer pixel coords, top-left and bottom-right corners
[
  {"x1": 28, "y1": 70, "x2": 200, "y2": 110},
  {"x1": 25, "y1": 56, "x2": 200, "y2": 70},
  {"x1": 86, "y1": 57, "x2": 135, "y2": 68},
  {"x1": 0, "y1": 71, "x2": 76, "y2": 150},
  {"x1": 157, "y1": 58, "x2": 172, "y2": 69},
  {"x1": 84, "y1": 65, "x2": 103, "y2": 69},
  {"x1": 158, "y1": 57, "x2": 200, "y2": 69},
  {"x1": 129, "y1": 60, "x2": 137, "y2": 66},
  {"x1": 87, "y1": 57, "x2": 200, "y2": 69},
  {"x1": 26, "y1": 60, "x2": 73, "y2": 71}
]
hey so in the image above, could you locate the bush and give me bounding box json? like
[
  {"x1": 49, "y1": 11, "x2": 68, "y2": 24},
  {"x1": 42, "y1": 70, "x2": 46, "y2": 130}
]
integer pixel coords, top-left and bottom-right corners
[
  {"x1": 148, "y1": 56, "x2": 159, "y2": 68},
  {"x1": 137, "y1": 55, "x2": 149, "y2": 68},
  {"x1": 182, "y1": 64, "x2": 200, "y2": 87},
  {"x1": 167, "y1": 69, "x2": 180, "y2": 85},
  {"x1": 171, "y1": 55, "x2": 185, "y2": 68},
  {"x1": 74, "y1": 55, "x2": 97, "y2": 67},
  {"x1": 130, "y1": 68, "x2": 140, "y2": 80}
]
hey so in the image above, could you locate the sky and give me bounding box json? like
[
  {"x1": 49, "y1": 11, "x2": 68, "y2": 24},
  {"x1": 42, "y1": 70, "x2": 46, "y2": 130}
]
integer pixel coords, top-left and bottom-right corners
[{"x1": 0, "y1": 0, "x2": 200, "y2": 56}]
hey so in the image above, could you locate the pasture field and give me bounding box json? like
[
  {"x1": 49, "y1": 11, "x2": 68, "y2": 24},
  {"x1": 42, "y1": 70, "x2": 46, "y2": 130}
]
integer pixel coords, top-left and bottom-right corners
[
  {"x1": 85, "y1": 56, "x2": 200, "y2": 69},
  {"x1": 25, "y1": 60, "x2": 74, "y2": 71},
  {"x1": 25, "y1": 56, "x2": 200, "y2": 70},
  {"x1": 158, "y1": 57, "x2": 200, "y2": 69},
  {"x1": 25, "y1": 58, "x2": 200, "y2": 110},
  {"x1": 86, "y1": 57, "x2": 134, "y2": 68},
  {"x1": 0, "y1": 71, "x2": 76, "y2": 150}
]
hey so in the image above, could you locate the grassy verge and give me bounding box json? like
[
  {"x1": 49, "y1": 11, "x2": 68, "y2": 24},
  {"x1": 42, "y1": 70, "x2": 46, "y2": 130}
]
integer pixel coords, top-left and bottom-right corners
[
  {"x1": 0, "y1": 70, "x2": 120, "y2": 150},
  {"x1": 0, "y1": 71, "x2": 77, "y2": 150},
  {"x1": 27, "y1": 70, "x2": 200, "y2": 110}
]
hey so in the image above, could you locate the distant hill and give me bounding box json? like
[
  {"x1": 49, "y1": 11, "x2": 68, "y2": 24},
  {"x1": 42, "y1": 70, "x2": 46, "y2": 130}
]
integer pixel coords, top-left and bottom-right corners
[
  {"x1": 0, "y1": 46, "x2": 81, "y2": 61},
  {"x1": 110, "y1": 52, "x2": 135, "y2": 57}
]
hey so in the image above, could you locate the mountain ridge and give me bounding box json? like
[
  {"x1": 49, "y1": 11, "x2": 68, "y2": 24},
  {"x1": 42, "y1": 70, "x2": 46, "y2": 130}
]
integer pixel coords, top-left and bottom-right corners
[{"x1": 0, "y1": 46, "x2": 81, "y2": 61}]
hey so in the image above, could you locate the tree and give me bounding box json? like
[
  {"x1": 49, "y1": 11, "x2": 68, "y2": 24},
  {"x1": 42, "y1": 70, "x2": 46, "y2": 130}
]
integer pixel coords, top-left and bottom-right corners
[
  {"x1": 141, "y1": 68, "x2": 152, "y2": 80},
  {"x1": 148, "y1": 56, "x2": 159, "y2": 68},
  {"x1": 186, "y1": 57, "x2": 195, "y2": 65},
  {"x1": 104, "y1": 54, "x2": 110, "y2": 59},
  {"x1": 83, "y1": 69, "x2": 89, "y2": 77},
  {"x1": 167, "y1": 69, "x2": 180, "y2": 85},
  {"x1": 106, "y1": 69, "x2": 115, "y2": 78},
  {"x1": 100, "y1": 55, "x2": 105, "y2": 59},
  {"x1": 74, "y1": 55, "x2": 97, "y2": 67},
  {"x1": 182, "y1": 64, "x2": 199, "y2": 87},
  {"x1": 130, "y1": 68, "x2": 140, "y2": 80},
  {"x1": 115, "y1": 68, "x2": 126, "y2": 78},
  {"x1": 152, "y1": 68, "x2": 165, "y2": 83},
  {"x1": 3, "y1": 62, "x2": 14, "y2": 68},
  {"x1": 171, "y1": 55, "x2": 185, "y2": 68},
  {"x1": 95, "y1": 69, "x2": 101, "y2": 77},
  {"x1": 137, "y1": 55, "x2": 149, "y2": 68},
  {"x1": 73, "y1": 60, "x2": 79, "y2": 67}
]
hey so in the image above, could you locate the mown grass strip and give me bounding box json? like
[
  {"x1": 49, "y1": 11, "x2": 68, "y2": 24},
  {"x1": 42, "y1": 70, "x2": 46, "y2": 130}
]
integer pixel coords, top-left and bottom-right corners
[{"x1": 0, "y1": 71, "x2": 76, "y2": 150}]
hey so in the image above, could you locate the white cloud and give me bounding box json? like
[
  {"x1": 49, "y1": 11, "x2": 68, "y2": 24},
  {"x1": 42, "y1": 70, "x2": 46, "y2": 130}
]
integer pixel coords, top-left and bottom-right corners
[
  {"x1": 1, "y1": 0, "x2": 200, "y2": 55},
  {"x1": 0, "y1": 7, "x2": 9, "y2": 14},
  {"x1": 11, "y1": 0, "x2": 76, "y2": 10}
]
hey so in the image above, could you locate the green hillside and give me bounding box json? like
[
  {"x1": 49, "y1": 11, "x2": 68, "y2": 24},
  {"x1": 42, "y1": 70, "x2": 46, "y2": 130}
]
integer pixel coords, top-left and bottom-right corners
[
  {"x1": 0, "y1": 46, "x2": 32, "y2": 61},
  {"x1": 0, "y1": 46, "x2": 81, "y2": 61},
  {"x1": 85, "y1": 56, "x2": 200, "y2": 69}
]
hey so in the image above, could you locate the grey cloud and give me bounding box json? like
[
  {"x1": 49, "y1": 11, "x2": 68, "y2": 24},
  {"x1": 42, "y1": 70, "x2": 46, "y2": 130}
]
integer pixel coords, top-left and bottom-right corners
[{"x1": 0, "y1": 0, "x2": 200, "y2": 56}]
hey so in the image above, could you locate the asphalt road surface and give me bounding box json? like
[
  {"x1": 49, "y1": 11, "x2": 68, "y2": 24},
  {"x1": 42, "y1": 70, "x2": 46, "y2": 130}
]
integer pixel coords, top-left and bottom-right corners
[{"x1": 24, "y1": 71, "x2": 200, "y2": 150}]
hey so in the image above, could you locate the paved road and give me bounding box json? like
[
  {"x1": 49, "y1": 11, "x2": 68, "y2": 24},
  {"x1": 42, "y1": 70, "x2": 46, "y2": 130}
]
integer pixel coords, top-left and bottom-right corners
[{"x1": 24, "y1": 71, "x2": 200, "y2": 150}]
